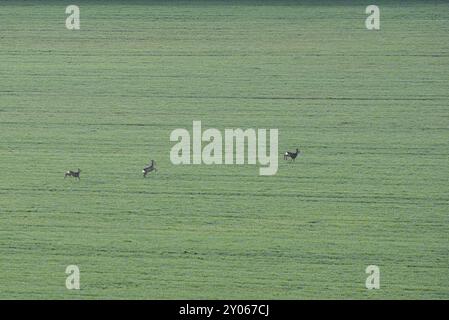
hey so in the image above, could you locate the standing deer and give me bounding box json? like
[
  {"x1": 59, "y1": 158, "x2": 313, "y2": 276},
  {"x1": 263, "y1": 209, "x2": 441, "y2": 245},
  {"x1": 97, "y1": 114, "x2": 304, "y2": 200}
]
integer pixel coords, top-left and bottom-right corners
[
  {"x1": 143, "y1": 160, "x2": 157, "y2": 177},
  {"x1": 284, "y1": 148, "x2": 300, "y2": 161},
  {"x1": 64, "y1": 168, "x2": 81, "y2": 180}
]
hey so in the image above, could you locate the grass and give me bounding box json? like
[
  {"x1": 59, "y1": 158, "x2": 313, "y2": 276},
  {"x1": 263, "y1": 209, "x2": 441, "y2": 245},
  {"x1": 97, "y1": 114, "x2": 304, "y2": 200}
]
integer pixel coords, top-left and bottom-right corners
[{"x1": 0, "y1": 0, "x2": 448, "y2": 299}]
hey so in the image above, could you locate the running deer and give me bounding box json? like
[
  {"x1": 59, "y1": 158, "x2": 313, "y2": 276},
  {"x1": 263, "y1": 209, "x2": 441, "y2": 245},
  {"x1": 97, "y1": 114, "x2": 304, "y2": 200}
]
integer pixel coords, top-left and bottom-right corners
[
  {"x1": 143, "y1": 160, "x2": 157, "y2": 177},
  {"x1": 64, "y1": 168, "x2": 81, "y2": 180},
  {"x1": 284, "y1": 148, "x2": 300, "y2": 161}
]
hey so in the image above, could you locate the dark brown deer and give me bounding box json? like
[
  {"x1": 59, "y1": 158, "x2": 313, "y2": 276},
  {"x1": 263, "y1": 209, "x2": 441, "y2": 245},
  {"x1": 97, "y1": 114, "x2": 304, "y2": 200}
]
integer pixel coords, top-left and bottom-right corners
[
  {"x1": 143, "y1": 160, "x2": 157, "y2": 178},
  {"x1": 64, "y1": 168, "x2": 81, "y2": 180},
  {"x1": 284, "y1": 148, "x2": 300, "y2": 161}
]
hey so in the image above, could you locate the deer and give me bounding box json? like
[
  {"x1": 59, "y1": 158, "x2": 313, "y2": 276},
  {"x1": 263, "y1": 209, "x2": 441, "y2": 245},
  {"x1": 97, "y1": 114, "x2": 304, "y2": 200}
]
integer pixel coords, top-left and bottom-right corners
[
  {"x1": 64, "y1": 168, "x2": 81, "y2": 180},
  {"x1": 143, "y1": 160, "x2": 157, "y2": 177},
  {"x1": 284, "y1": 148, "x2": 300, "y2": 161}
]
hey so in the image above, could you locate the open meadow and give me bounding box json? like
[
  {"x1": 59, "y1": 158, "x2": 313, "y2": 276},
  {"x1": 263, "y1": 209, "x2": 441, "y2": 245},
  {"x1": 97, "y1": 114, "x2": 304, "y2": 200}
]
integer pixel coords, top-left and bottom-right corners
[{"x1": 0, "y1": 0, "x2": 448, "y2": 299}]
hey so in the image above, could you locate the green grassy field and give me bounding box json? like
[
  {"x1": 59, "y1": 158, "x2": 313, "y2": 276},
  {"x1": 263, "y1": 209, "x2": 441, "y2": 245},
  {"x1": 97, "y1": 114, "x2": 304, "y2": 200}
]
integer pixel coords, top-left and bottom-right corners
[{"x1": 0, "y1": 0, "x2": 448, "y2": 299}]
